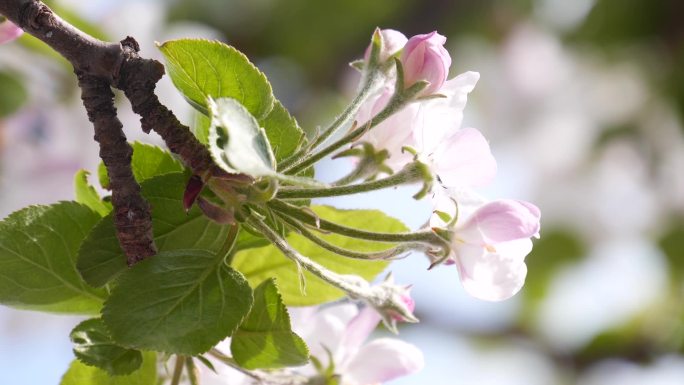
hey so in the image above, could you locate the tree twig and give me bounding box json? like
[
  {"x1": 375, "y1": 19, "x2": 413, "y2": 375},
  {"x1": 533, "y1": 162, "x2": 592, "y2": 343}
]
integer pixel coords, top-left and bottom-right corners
[{"x1": 0, "y1": 0, "x2": 223, "y2": 263}]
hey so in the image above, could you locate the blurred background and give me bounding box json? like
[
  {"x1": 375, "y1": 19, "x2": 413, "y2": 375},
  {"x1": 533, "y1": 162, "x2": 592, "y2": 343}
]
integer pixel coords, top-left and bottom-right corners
[{"x1": 1, "y1": 0, "x2": 684, "y2": 384}]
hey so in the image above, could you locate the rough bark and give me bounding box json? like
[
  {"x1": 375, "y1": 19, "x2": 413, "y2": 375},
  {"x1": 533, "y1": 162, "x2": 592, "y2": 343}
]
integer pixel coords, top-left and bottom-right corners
[{"x1": 0, "y1": 0, "x2": 219, "y2": 263}]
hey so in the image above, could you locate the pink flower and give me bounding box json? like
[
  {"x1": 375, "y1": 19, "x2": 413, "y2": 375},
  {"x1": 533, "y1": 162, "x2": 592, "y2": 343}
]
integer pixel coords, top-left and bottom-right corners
[
  {"x1": 401, "y1": 31, "x2": 452, "y2": 95},
  {"x1": 354, "y1": 71, "x2": 483, "y2": 175},
  {"x1": 434, "y1": 196, "x2": 541, "y2": 301},
  {"x1": 292, "y1": 303, "x2": 424, "y2": 385},
  {"x1": 364, "y1": 29, "x2": 408, "y2": 63},
  {"x1": 0, "y1": 20, "x2": 23, "y2": 45}
]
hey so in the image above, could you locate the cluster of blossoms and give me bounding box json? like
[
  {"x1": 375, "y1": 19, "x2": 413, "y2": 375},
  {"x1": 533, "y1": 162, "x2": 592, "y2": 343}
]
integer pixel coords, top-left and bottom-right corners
[
  {"x1": 204, "y1": 302, "x2": 424, "y2": 385},
  {"x1": 0, "y1": 16, "x2": 540, "y2": 385},
  {"x1": 351, "y1": 29, "x2": 541, "y2": 302},
  {"x1": 202, "y1": 29, "x2": 542, "y2": 385}
]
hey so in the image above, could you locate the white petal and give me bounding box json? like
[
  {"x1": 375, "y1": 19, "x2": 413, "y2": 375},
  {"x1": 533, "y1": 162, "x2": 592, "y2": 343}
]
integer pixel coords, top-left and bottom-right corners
[
  {"x1": 295, "y1": 304, "x2": 359, "y2": 365},
  {"x1": 414, "y1": 71, "x2": 480, "y2": 153},
  {"x1": 434, "y1": 127, "x2": 497, "y2": 188},
  {"x1": 454, "y1": 238, "x2": 531, "y2": 301},
  {"x1": 343, "y1": 338, "x2": 424, "y2": 385}
]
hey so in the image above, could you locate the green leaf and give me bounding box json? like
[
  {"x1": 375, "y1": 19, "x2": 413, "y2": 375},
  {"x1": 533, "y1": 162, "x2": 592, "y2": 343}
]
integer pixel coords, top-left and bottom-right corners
[
  {"x1": 74, "y1": 170, "x2": 112, "y2": 217},
  {"x1": 102, "y1": 249, "x2": 253, "y2": 354},
  {"x1": 235, "y1": 227, "x2": 269, "y2": 252},
  {"x1": 60, "y1": 352, "x2": 156, "y2": 385},
  {"x1": 78, "y1": 173, "x2": 231, "y2": 287},
  {"x1": 231, "y1": 278, "x2": 309, "y2": 369},
  {"x1": 158, "y1": 38, "x2": 274, "y2": 119},
  {"x1": 232, "y1": 206, "x2": 406, "y2": 305},
  {"x1": 192, "y1": 110, "x2": 212, "y2": 145},
  {"x1": 260, "y1": 100, "x2": 305, "y2": 162},
  {"x1": 209, "y1": 97, "x2": 277, "y2": 177},
  {"x1": 0, "y1": 202, "x2": 106, "y2": 313},
  {"x1": 98, "y1": 142, "x2": 185, "y2": 189},
  {"x1": 70, "y1": 318, "x2": 142, "y2": 376}
]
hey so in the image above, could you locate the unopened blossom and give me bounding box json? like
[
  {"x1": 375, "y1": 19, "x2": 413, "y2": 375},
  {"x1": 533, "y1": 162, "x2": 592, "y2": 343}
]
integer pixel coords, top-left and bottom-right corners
[
  {"x1": 433, "y1": 195, "x2": 541, "y2": 301},
  {"x1": 357, "y1": 274, "x2": 418, "y2": 332},
  {"x1": 364, "y1": 28, "x2": 408, "y2": 64},
  {"x1": 401, "y1": 31, "x2": 451, "y2": 95},
  {"x1": 0, "y1": 19, "x2": 23, "y2": 44}
]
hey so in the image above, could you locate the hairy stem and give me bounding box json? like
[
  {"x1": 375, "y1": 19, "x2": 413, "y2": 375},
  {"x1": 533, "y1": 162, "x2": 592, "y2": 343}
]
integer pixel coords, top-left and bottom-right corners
[
  {"x1": 269, "y1": 200, "x2": 442, "y2": 245},
  {"x1": 276, "y1": 212, "x2": 424, "y2": 260},
  {"x1": 276, "y1": 162, "x2": 424, "y2": 199}
]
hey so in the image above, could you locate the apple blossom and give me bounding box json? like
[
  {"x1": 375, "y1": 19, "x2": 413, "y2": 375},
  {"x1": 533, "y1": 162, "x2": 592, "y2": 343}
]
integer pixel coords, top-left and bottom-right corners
[
  {"x1": 0, "y1": 19, "x2": 22, "y2": 44},
  {"x1": 401, "y1": 31, "x2": 451, "y2": 96},
  {"x1": 433, "y1": 196, "x2": 541, "y2": 301},
  {"x1": 292, "y1": 303, "x2": 424, "y2": 385},
  {"x1": 202, "y1": 303, "x2": 423, "y2": 385}
]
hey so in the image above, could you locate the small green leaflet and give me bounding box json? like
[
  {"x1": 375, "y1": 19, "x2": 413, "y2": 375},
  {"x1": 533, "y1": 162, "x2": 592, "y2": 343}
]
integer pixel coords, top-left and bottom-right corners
[
  {"x1": 70, "y1": 318, "x2": 143, "y2": 376},
  {"x1": 97, "y1": 142, "x2": 185, "y2": 189},
  {"x1": 158, "y1": 39, "x2": 274, "y2": 119},
  {"x1": 209, "y1": 97, "x2": 324, "y2": 187},
  {"x1": 102, "y1": 249, "x2": 253, "y2": 355},
  {"x1": 231, "y1": 278, "x2": 309, "y2": 369},
  {"x1": 232, "y1": 205, "x2": 407, "y2": 305},
  {"x1": 0, "y1": 202, "x2": 106, "y2": 314},
  {"x1": 74, "y1": 170, "x2": 112, "y2": 217},
  {"x1": 60, "y1": 352, "x2": 157, "y2": 385},
  {"x1": 77, "y1": 173, "x2": 231, "y2": 287}
]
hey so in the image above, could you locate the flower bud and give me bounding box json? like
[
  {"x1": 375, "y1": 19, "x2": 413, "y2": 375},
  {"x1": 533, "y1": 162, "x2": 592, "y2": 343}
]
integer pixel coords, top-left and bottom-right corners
[
  {"x1": 0, "y1": 20, "x2": 23, "y2": 45},
  {"x1": 364, "y1": 28, "x2": 408, "y2": 64},
  {"x1": 361, "y1": 274, "x2": 418, "y2": 333},
  {"x1": 401, "y1": 31, "x2": 451, "y2": 95}
]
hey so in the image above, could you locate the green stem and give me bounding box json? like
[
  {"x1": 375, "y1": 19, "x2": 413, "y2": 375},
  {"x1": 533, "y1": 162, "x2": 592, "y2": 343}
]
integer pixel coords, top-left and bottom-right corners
[
  {"x1": 275, "y1": 212, "x2": 425, "y2": 259},
  {"x1": 268, "y1": 200, "x2": 443, "y2": 245},
  {"x1": 170, "y1": 355, "x2": 186, "y2": 385},
  {"x1": 283, "y1": 79, "x2": 427, "y2": 176},
  {"x1": 276, "y1": 162, "x2": 423, "y2": 199},
  {"x1": 282, "y1": 102, "x2": 395, "y2": 175},
  {"x1": 186, "y1": 358, "x2": 200, "y2": 385},
  {"x1": 277, "y1": 70, "x2": 382, "y2": 171},
  {"x1": 247, "y1": 216, "x2": 370, "y2": 296}
]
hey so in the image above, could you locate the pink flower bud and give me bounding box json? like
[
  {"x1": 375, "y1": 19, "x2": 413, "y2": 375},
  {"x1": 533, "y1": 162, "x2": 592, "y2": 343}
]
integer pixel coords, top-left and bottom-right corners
[
  {"x1": 364, "y1": 28, "x2": 408, "y2": 63},
  {"x1": 401, "y1": 31, "x2": 452, "y2": 95},
  {"x1": 0, "y1": 20, "x2": 23, "y2": 45}
]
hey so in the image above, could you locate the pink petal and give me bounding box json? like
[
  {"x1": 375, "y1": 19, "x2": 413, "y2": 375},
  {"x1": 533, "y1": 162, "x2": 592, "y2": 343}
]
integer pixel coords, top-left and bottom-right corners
[
  {"x1": 454, "y1": 238, "x2": 531, "y2": 301},
  {"x1": 434, "y1": 127, "x2": 497, "y2": 188},
  {"x1": 401, "y1": 32, "x2": 451, "y2": 95},
  {"x1": 340, "y1": 306, "x2": 382, "y2": 353},
  {"x1": 462, "y1": 199, "x2": 541, "y2": 244},
  {"x1": 343, "y1": 338, "x2": 424, "y2": 384}
]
